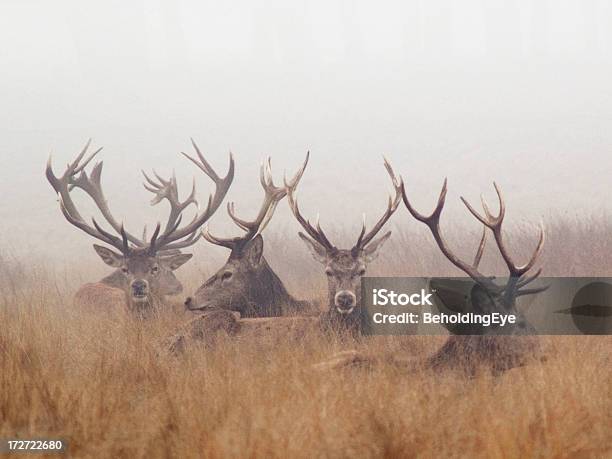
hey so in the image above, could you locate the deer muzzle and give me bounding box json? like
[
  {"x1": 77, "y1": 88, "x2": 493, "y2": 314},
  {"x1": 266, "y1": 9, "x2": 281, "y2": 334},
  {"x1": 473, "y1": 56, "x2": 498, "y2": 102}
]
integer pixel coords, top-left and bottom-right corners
[
  {"x1": 335, "y1": 290, "x2": 357, "y2": 314},
  {"x1": 184, "y1": 296, "x2": 216, "y2": 312},
  {"x1": 130, "y1": 280, "x2": 149, "y2": 302}
]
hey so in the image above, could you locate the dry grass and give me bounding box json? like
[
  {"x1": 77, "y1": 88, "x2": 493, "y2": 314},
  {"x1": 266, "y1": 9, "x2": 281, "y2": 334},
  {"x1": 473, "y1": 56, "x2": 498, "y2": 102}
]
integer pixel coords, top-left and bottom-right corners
[{"x1": 1, "y1": 216, "x2": 611, "y2": 458}]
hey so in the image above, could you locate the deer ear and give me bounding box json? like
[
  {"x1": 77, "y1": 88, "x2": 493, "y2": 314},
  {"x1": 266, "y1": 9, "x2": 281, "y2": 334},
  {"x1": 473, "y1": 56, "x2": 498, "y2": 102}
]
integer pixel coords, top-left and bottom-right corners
[
  {"x1": 245, "y1": 235, "x2": 264, "y2": 268},
  {"x1": 298, "y1": 232, "x2": 327, "y2": 264},
  {"x1": 362, "y1": 231, "x2": 392, "y2": 262},
  {"x1": 161, "y1": 253, "x2": 193, "y2": 271},
  {"x1": 93, "y1": 244, "x2": 124, "y2": 268}
]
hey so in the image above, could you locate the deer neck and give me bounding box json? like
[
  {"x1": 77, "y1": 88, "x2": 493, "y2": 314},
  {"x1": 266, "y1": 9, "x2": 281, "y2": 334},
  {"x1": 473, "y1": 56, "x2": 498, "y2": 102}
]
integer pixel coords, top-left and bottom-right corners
[
  {"x1": 324, "y1": 295, "x2": 362, "y2": 334},
  {"x1": 243, "y1": 257, "x2": 297, "y2": 316},
  {"x1": 322, "y1": 309, "x2": 362, "y2": 335}
]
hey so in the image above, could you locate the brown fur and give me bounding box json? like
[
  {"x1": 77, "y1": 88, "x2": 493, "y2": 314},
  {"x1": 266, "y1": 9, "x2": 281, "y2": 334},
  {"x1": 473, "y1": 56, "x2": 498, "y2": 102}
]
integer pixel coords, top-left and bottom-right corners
[
  {"x1": 74, "y1": 282, "x2": 127, "y2": 313},
  {"x1": 163, "y1": 310, "x2": 322, "y2": 354}
]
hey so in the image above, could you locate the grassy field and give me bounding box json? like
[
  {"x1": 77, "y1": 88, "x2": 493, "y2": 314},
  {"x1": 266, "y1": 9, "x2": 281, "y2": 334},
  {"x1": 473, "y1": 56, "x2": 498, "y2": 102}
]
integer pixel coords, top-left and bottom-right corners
[{"x1": 1, "y1": 216, "x2": 611, "y2": 458}]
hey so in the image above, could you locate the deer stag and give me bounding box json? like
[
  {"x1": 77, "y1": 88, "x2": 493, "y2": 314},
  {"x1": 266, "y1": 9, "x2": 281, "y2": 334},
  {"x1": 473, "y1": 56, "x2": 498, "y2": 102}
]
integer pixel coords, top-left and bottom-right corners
[
  {"x1": 285, "y1": 155, "x2": 403, "y2": 333},
  {"x1": 184, "y1": 155, "x2": 310, "y2": 317},
  {"x1": 46, "y1": 139, "x2": 234, "y2": 316},
  {"x1": 314, "y1": 180, "x2": 548, "y2": 374},
  {"x1": 401, "y1": 179, "x2": 548, "y2": 373}
]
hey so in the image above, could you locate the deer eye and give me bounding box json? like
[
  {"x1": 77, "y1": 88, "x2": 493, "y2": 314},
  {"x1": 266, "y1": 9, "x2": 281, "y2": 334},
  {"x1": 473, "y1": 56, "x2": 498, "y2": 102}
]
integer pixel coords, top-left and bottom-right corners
[
  {"x1": 151, "y1": 265, "x2": 159, "y2": 275},
  {"x1": 121, "y1": 267, "x2": 129, "y2": 274},
  {"x1": 325, "y1": 268, "x2": 333, "y2": 277},
  {"x1": 222, "y1": 271, "x2": 233, "y2": 281}
]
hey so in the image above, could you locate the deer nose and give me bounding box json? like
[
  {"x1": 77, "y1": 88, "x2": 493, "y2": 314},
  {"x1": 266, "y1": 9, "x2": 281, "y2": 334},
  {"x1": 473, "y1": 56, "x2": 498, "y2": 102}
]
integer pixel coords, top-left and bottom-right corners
[
  {"x1": 335, "y1": 290, "x2": 356, "y2": 313},
  {"x1": 131, "y1": 280, "x2": 149, "y2": 297}
]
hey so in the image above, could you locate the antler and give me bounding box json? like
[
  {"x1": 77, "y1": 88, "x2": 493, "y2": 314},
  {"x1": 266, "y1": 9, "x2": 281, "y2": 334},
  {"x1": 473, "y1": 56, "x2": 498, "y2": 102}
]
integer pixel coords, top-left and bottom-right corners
[
  {"x1": 203, "y1": 154, "x2": 308, "y2": 250},
  {"x1": 460, "y1": 183, "x2": 545, "y2": 280},
  {"x1": 284, "y1": 152, "x2": 337, "y2": 253},
  {"x1": 402, "y1": 179, "x2": 499, "y2": 292},
  {"x1": 460, "y1": 183, "x2": 547, "y2": 298},
  {"x1": 353, "y1": 157, "x2": 403, "y2": 251},
  {"x1": 402, "y1": 179, "x2": 546, "y2": 297},
  {"x1": 47, "y1": 139, "x2": 234, "y2": 256},
  {"x1": 46, "y1": 139, "x2": 141, "y2": 254},
  {"x1": 147, "y1": 139, "x2": 234, "y2": 251},
  {"x1": 142, "y1": 171, "x2": 197, "y2": 232},
  {"x1": 142, "y1": 170, "x2": 199, "y2": 251}
]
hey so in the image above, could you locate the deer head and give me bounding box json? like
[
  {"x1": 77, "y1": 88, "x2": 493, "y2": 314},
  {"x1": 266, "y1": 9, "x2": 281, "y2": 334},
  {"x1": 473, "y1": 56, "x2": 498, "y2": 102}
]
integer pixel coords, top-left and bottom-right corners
[
  {"x1": 46, "y1": 139, "x2": 234, "y2": 310},
  {"x1": 402, "y1": 180, "x2": 547, "y2": 335},
  {"x1": 285, "y1": 154, "x2": 402, "y2": 330},
  {"x1": 186, "y1": 156, "x2": 308, "y2": 317}
]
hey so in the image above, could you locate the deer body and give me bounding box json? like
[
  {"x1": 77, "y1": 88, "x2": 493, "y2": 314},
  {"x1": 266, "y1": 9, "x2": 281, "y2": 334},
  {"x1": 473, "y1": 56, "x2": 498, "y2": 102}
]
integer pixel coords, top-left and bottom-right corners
[
  {"x1": 163, "y1": 310, "x2": 319, "y2": 354},
  {"x1": 74, "y1": 282, "x2": 127, "y2": 312},
  {"x1": 284, "y1": 155, "x2": 403, "y2": 335},
  {"x1": 404, "y1": 180, "x2": 547, "y2": 372}
]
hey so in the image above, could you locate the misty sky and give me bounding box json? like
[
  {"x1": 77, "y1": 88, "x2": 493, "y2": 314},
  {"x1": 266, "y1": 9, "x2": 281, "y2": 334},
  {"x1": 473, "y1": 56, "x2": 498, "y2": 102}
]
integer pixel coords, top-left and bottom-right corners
[{"x1": 1, "y1": 0, "x2": 612, "y2": 262}]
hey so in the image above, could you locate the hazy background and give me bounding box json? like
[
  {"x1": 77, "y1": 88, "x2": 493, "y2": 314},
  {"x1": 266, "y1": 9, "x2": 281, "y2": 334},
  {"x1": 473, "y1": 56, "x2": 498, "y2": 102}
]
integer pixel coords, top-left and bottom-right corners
[{"x1": 1, "y1": 0, "x2": 611, "y2": 270}]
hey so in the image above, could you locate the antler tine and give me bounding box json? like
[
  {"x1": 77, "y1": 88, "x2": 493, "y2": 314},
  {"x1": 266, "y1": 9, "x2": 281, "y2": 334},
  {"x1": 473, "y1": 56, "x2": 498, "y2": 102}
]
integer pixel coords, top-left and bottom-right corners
[
  {"x1": 460, "y1": 181, "x2": 505, "y2": 229},
  {"x1": 313, "y1": 213, "x2": 334, "y2": 250},
  {"x1": 518, "y1": 222, "x2": 545, "y2": 275},
  {"x1": 353, "y1": 157, "x2": 403, "y2": 249},
  {"x1": 120, "y1": 225, "x2": 130, "y2": 254},
  {"x1": 516, "y1": 285, "x2": 550, "y2": 297},
  {"x1": 73, "y1": 143, "x2": 103, "y2": 176},
  {"x1": 502, "y1": 222, "x2": 546, "y2": 297},
  {"x1": 226, "y1": 202, "x2": 251, "y2": 232},
  {"x1": 201, "y1": 225, "x2": 237, "y2": 250},
  {"x1": 284, "y1": 153, "x2": 336, "y2": 252},
  {"x1": 472, "y1": 226, "x2": 488, "y2": 269},
  {"x1": 515, "y1": 267, "x2": 542, "y2": 290},
  {"x1": 227, "y1": 158, "x2": 282, "y2": 232},
  {"x1": 46, "y1": 141, "x2": 100, "y2": 198},
  {"x1": 148, "y1": 223, "x2": 162, "y2": 254},
  {"x1": 355, "y1": 213, "x2": 367, "y2": 249},
  {"x1": 142, "y1": 170, "x2": 161, "y2": 190},
  {"x1": 154, "y1": 169, "x2": 170, "y2": 186},
  {"x1": 91, "y1": 217, "x2": 126, "y2": 250},
  {"x1": 284, "y1": 151, "x2": 310, "y2": 189},
  {"x1": 402, "y1": 178, "x2": 448, "y2": 223},
  {"x1": 162, "y1": 231, "x2": 202, "y2": 251},
  {"x1": 402, "y1": 178, "x2": 499, "y2": 291}
]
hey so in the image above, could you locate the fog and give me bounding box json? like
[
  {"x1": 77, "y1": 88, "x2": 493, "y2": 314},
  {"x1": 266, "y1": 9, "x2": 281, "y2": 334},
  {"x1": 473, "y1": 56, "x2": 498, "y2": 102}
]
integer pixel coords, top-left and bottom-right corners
[{"x1": 1, "y1": 0, "x2": 611, "y2": 263}]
